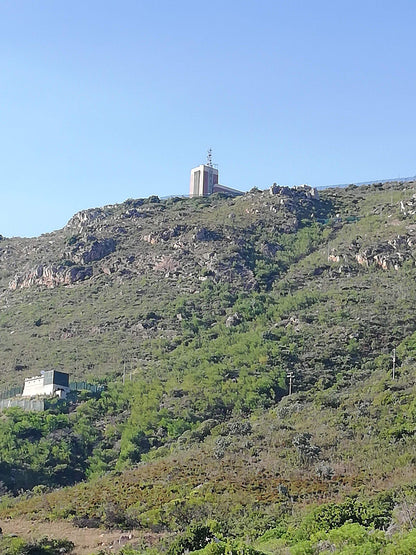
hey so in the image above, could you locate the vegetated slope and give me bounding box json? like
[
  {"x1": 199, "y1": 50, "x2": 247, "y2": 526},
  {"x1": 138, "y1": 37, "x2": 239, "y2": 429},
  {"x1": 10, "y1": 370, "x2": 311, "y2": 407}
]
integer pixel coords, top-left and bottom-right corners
[
  {"x1": 2, "y1": 181, "x2": 416, "y2": 553},
  {"x1": 0, "y1": 187, "x2": 322, "y2": 387},
  {"x1": 0, "y1": 181, "x2": 413, "y2": 389},
  {"x1": 3, "y1": 344, "x2": 416, "y2": 554}
]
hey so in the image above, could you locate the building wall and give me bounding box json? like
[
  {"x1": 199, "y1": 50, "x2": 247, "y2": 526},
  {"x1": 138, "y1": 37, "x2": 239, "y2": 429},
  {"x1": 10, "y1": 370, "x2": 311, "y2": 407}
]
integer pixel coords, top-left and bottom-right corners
[
  {"x1": 22, "y1": 372, "x2": 70, "y2": 398},
  {"x1": 203, "y1": 166, "x2": 218, "y2": 195},
  {"x1": 22, "y1": 377, "x2": 45, "y2": 397},
  {"x1": 190, "y1": 165, "x2": 219, "y2": 197},
  {"x1": 190, "y1": 165, "x2": 203, "y2": 196},
  {"x1": 190, "y1": 167, "x2": 199, "y2": 196},
  {"x1": 44, "y1": 370, "x2": 69, "y2": 388}
]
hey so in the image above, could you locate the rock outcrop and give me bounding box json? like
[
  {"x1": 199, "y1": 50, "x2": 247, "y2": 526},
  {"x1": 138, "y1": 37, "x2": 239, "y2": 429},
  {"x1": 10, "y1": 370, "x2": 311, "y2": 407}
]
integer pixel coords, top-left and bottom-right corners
[
  {"x1": 79, "y1": 238, "x2": 116, "y2": 264},
  {"x1": 328, "y1": 234, "x2": 415, "y2": 272},
  {"x1": 67, "y1": 209, "x2": 107, "y2": 232},
  {"x1": 9, "y1": 265, "x2": 93, "y2": 290}
]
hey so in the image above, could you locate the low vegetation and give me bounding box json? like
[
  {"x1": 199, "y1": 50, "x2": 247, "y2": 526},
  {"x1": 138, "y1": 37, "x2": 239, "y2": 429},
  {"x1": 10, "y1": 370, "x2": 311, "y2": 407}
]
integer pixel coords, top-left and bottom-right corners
[{"x1": 1, "y1": 181, "x2": 416, "y2": 552}]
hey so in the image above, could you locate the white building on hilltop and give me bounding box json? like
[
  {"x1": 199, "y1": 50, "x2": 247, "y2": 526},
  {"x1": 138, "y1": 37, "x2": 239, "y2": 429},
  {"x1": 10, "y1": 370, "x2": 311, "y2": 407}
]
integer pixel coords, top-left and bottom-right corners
[
  {"x1": 189, "y1": 149, "x2": 242, "y2": 197},
  {"x1": 22, "y1": 370, "x2": 70, "y2": 399}
]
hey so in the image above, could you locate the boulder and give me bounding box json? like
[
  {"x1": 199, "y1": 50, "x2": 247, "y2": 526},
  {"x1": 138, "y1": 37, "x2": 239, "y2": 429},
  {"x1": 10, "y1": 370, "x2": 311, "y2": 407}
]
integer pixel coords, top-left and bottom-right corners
[{"x1": 225, "y1": 313, "x2": 243, "y2": 327}]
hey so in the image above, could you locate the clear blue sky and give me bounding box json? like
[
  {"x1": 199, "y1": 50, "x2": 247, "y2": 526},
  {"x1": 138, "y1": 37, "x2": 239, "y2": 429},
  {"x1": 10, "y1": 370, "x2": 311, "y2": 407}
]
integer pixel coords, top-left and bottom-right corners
[{"x1": 1, "y1": 0, "x2": 415, "y2": 237}]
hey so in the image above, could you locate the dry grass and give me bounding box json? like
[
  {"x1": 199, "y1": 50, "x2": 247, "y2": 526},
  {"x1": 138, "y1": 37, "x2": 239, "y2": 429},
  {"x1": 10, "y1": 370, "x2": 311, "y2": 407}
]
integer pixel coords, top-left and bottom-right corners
[{"x1": 0, "y1": 517, "x2": 163, "y2": 554}]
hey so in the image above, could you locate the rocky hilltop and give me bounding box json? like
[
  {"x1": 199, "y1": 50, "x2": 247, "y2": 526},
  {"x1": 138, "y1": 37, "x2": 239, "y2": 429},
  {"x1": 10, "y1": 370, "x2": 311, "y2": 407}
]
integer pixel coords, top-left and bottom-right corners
[
  {"x1": 0, "y1": 185, "x2": 323, "y2": 384},
  {"x1": 3, "y1": 186, "x2": 317, "y2": 292},
  {"x1": 0, "y1": 181, "x2": 416, "y2": 387}
]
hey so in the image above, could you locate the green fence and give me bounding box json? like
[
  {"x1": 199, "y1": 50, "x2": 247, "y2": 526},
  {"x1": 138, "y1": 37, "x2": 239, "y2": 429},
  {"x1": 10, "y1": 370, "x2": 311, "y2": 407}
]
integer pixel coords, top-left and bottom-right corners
[
  {"x1": 70, "y1": 381, "x2": 106, "y2": 394},
  {"x1": 0, "y1": 386, "x2": 23, "y2": 400},
  {"x1": 0, "y1": 398, "x2": 44, "y2": 412},
  {"x1": 0, "y1": 381, "x2": 105, "y2": 405}
]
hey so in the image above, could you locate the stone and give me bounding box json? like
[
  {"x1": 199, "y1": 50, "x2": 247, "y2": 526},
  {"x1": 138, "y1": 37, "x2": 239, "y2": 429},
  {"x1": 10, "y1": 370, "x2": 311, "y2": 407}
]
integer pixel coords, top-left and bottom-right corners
[{"x1": 225, "y1": 313, "x2": 243, "y2": 327}]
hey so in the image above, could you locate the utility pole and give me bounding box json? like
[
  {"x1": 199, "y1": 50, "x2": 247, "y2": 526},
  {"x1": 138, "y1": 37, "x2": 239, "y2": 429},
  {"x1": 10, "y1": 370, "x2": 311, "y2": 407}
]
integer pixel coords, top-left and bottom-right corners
[
  {"x1": 287, "y1": 372, "x2": 295, "y2": 395},
  {"x1": 392, "y1": 348, "x2": 396, "y2": 380}
]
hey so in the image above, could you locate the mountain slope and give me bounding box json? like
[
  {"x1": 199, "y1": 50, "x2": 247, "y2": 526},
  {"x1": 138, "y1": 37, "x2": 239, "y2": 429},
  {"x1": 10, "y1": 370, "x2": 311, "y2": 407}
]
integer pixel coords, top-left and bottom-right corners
[
  {"x1": 0, "y1": 187, "x2": 324, "y2": 386},
  {"x1": 1, "y1": 180, "x2": 416, "y2": 553},
  {"x1": 1, "y1": 181, "x2": 414, "y2": 389}
]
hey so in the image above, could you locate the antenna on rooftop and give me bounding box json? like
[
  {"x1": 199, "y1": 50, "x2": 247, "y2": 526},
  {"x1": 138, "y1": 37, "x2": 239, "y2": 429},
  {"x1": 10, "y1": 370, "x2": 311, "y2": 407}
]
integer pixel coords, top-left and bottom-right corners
[{"x1": 207, "y1": 148, "x2": 213, "y2": 167}]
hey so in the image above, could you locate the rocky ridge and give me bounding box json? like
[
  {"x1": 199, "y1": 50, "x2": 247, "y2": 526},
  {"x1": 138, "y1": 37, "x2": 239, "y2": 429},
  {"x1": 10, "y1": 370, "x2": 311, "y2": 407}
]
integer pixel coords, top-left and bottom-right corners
[
  {"x1": 0, "y1": 180, "x2": 415, "y2": 387},
  {"x1": 3, "y1": 186, "x2": 320, "y2": 293}
]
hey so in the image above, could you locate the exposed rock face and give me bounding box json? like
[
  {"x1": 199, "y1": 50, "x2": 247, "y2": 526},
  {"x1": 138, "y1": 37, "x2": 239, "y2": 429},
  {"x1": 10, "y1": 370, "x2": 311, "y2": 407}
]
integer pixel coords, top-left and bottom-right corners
[
  {"x1": 154, "y1": 256, "x2": 180, "y2": 273},
  {"x1": 121, "y1": 209, "x2": 149, "y2": 219},
  {"x1": 328, "y1": 234, "x2": 415, "y2": 272},
  {"x1": 6, "y1": 234, "x2": 116, "y2": 291},
  {"x1": 143, "y1": 233, "x2": 158, "y2": 245},
  {"x1": 159, "y1": 226, "x2": 186, "y2": 241},
  {"x1": 67, "y1": 208, "x2": 109, "y2": 232},
  {"x1": 9, "y1": 265, "x2": 93, "y2": 290},
  {"x1": 356, "y1": 235, "x2": 415, "y2": 271},
  {"x1": 3, "y1": 186, "x2": 322, "y2": 293},
  {"x1": 355, "y1": 253, "x2": 369, "y2": 267},
  {"x1": 269, "y1": 183, "x2": 319, "y2": 200},
  {"x1": 142, "y1": 226, "x2": 187, "y2": 245},
  {"x1": 80, "y1": 238, "x2": 116, "y2": 263},
  {"x1": 400, "y1": 195, "x2": 416, "y2": 216}
]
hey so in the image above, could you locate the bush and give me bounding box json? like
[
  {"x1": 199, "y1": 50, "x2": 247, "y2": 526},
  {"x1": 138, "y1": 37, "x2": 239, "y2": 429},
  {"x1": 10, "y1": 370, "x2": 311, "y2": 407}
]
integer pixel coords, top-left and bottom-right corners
[
  {"x1": 167, "y1": 524, "x2": 213, "y2": 554},
  {"x1": 312, "y1": 523, "x2": 386, "y2": 553},
  {"x1": 0, "y1": 536, "x2": 75, "y2": 555},
  {"x1": 291, "y1": 495, "x2": 395, "y2": 542},
  {"x1": 191, "y1": 539, "x2": 265, "y2": 554},
  {"x1": 0, "y1": 537, "x2": 27, "y2": 555}
]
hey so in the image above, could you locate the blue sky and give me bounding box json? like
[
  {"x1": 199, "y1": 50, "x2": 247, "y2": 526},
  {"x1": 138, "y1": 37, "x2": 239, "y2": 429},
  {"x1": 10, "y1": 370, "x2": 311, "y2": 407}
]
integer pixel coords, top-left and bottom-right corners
[{"x1": 1, "y1": 1, "x2": 415, "y2": 237}]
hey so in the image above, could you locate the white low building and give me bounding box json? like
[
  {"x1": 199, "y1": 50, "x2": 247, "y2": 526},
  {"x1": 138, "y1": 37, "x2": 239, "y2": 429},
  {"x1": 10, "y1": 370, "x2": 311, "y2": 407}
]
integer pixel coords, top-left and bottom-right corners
[{"x1": 22, "y1": 370, "x2": 70, "y2": 398}]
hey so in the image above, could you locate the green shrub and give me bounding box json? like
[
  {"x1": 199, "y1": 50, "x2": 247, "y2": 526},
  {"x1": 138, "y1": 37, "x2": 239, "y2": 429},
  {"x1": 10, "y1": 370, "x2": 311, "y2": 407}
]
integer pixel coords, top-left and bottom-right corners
[
  {"x1": 290, "y1": 495, "x2": 394, "y2": 542},
  {"x1": 0, "y1": 537, "x2": 27, "y2": 555},
  {"x1": 167, "y1": 524, "x2": 213, "y2": 554}
]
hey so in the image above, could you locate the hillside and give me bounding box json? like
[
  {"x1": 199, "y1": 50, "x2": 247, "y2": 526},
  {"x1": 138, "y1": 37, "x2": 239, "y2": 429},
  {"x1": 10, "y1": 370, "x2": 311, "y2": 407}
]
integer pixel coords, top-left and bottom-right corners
[
  {"x1": 1, "y1": 182, "x2": 414, "y2": 389},
  {"x1": 1, "y1": 181, "x2": 416, "y2": 553},
  {"x1": 0, "y1": 186, "x2": 322, "y2": 386}
]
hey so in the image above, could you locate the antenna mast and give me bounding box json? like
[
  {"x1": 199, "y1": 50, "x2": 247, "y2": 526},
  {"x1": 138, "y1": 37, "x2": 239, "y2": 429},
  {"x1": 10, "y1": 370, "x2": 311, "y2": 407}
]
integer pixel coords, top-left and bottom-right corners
[{"x1": 207, "y1": 148, "x2": 213, "y2": 167}]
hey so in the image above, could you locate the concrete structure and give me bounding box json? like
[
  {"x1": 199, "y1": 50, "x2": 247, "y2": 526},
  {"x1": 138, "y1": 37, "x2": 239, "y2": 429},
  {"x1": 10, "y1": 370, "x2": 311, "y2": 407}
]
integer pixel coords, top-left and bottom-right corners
[
  {"x1": 22, "y1": 370, "x2": 70, "y2": 399},
  {"x1": 213, "y1": 183, "x2": 243, "y2": 196},
  {"x1": 189, "y1": 150, "x2": 242, "y2": 197},
  {"x1": 190, "y1": 163, "x2": 219, "y2": 197}
]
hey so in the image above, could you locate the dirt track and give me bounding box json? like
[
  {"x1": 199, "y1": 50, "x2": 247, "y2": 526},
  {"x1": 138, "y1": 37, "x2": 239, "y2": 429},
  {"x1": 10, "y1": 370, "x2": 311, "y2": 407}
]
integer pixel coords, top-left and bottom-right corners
[{"x1": 0, "y1": 517, "x2": 142, "y2": 554}]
